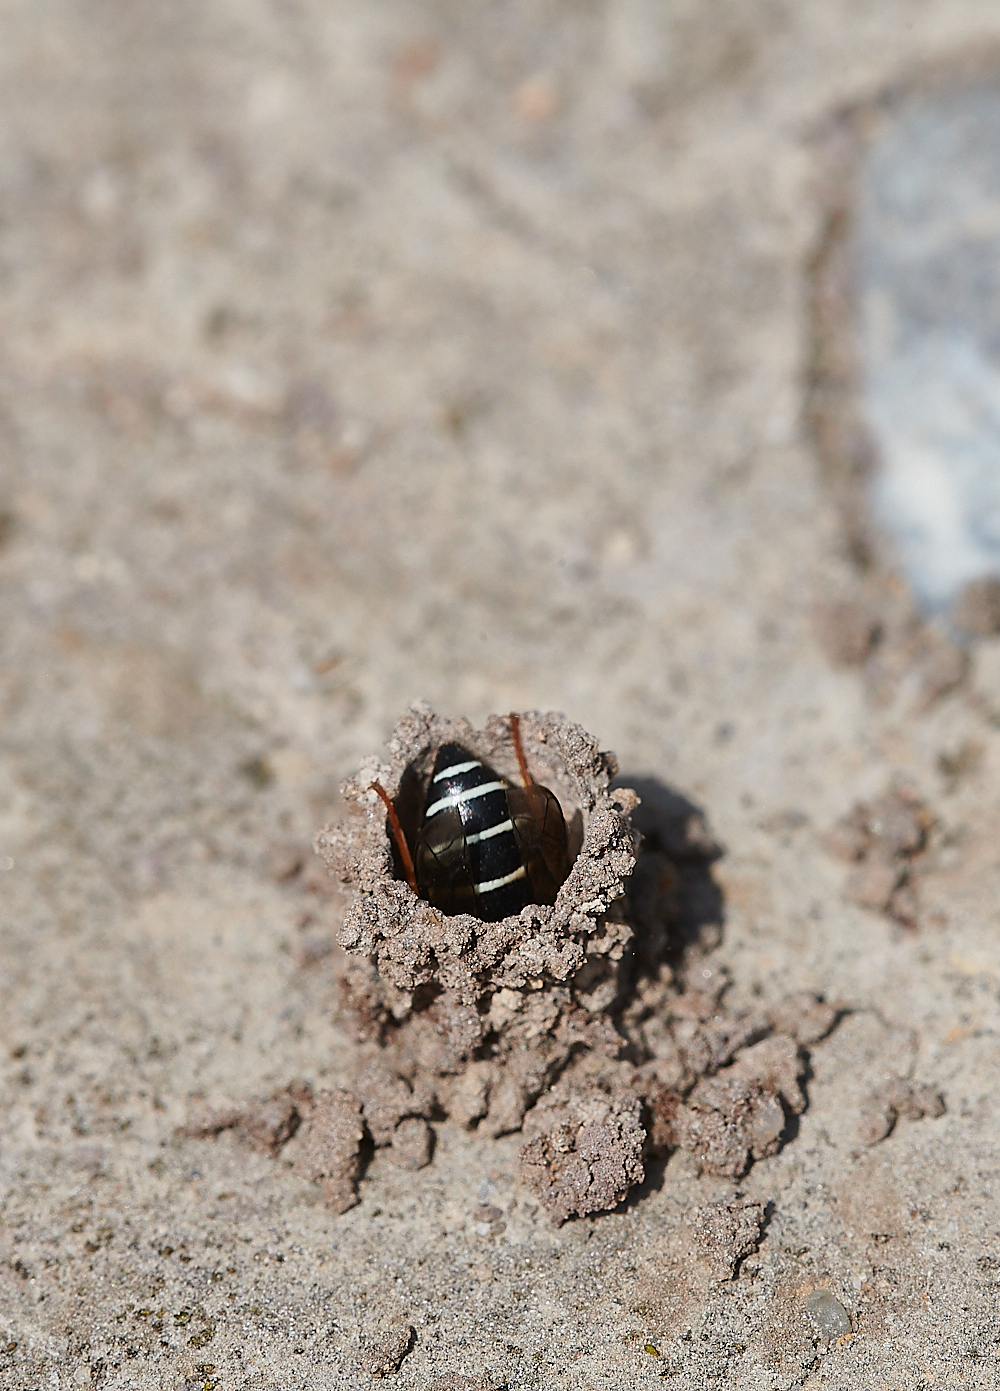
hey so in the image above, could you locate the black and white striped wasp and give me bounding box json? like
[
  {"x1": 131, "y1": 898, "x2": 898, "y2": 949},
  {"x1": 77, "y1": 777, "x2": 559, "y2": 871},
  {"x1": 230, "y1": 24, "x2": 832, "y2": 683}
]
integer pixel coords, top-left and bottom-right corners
[{"x1": 371, "y1": 715, "x2": 570, "y2": 922}]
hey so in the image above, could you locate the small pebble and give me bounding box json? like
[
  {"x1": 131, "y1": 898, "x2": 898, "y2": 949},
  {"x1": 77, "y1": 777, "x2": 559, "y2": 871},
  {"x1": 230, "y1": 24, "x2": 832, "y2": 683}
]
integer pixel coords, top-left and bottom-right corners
[{"x1": 805, "y1": 1288, "x2": 852, "y2": 1338}]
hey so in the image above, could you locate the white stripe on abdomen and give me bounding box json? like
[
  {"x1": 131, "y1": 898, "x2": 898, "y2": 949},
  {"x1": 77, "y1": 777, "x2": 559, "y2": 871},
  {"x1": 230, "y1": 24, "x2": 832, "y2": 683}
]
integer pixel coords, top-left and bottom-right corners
[
  {"x1": 476, "y1": 864, "x2": 527, "y2": 894},
  {"x1": 425, "y1": 781, "x2": 506, "y2": 819},
  {"x1": 432, "y1": 760, "x2": 482, "y2": 782},
  {"x1": 464, "y1": 818, "x2": 514, "y2": 845}
]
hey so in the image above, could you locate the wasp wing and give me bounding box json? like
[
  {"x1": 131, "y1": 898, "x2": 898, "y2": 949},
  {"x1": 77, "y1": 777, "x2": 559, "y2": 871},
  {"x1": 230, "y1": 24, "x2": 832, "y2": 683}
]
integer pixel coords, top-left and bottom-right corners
[
  {"x1": 506, "y1": 783, "x2": 569, "y2": 907},
  {"x1": 414, "y1": 805, "x2": 478, "y2": 915}
]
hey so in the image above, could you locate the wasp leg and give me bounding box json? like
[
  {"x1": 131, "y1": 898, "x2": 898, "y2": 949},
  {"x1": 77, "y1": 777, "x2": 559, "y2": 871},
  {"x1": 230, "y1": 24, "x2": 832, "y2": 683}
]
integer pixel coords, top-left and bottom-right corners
[
  {"x1": 509, "y1": 712, "x2": 533, "y2": 787},
  {"x1": 370, "y1": 781, "x2": 417, "y2": 894}
]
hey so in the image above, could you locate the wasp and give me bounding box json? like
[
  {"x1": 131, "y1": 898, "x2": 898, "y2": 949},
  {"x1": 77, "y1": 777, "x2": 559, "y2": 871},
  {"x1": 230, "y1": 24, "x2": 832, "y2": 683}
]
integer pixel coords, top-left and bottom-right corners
[{"x1": 371, "y1": 715, "x2": 570, "y2": 921}]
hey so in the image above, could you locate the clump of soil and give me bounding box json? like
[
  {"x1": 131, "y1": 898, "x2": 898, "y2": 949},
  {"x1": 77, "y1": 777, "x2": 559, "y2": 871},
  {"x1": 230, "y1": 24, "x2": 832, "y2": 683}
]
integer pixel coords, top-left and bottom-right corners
[
  {"x1": 314, "y1": 703, "x2": 640, "y2": 1131},
  {"x1": 823, "y1": 785, "x2": 933, "y2": 927},
  {"x1": 181, "y1": 1082, "x2": 307, "y2": 1155},
  {"x1": 361, "y1": 1321, "x2": 414, "y2": 1378},
  {"x1": 520, "y1": 1082, "x2": 646, "y2": 1224},
  {"x1": 857, "y1": 1077, "x2": 945, "y2": 1146},
  {"x1": 810, "y1": 583, "x2": 970, "y2": 711},
  {"x1": 180, "y1": 1082, "x2": 366, "y2": 1213},
  {"x1": 688, "y1": 1196, "x2": 767, "y2": 1280},
  {"x1": 292, "y1": 1089, "x2": 367, "y2": 1213}
]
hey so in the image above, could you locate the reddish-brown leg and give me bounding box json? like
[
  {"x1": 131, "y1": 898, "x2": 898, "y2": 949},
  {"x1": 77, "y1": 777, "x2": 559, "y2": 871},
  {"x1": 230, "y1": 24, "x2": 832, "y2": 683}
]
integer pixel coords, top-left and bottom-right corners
[
  {"x1": 509, "y1": 712, "x2": 533, "y2": 787},
  {"x1": 369, "y1": 781, "x2": 418, "y2": 893}
]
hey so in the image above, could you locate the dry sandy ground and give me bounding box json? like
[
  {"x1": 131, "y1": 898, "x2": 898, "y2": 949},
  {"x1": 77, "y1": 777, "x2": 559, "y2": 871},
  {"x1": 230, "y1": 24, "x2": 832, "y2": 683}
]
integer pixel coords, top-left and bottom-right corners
[{"x1": 3, "y1": 2, "x2": 1000, "y2": 1388}]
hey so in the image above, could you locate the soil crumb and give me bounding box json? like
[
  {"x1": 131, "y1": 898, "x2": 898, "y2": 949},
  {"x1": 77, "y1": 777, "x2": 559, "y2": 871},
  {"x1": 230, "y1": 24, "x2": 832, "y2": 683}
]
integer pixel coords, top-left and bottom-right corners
[
  {"x1": 180, "y1": 1084, "x2": 305, "y2": 1154},
  {"x1": 292, "y1": 1087, "x2": 366, "y2": 1213},
  {"x1": 520, "y1": 1083, "x2": 646, "y2": 1225},
  {"x1": 766, "y1": 992, "x2": 839, "y2": 1045},
  {"x1": 672, "y1": 1033, "x2": 804, "y2": 1179},
  {"x1": 689, "y1": 1195, "x2": 767, "y2": 1279},
  {"x1": 357, "y1": 1063, "x2": 435, "y2": 1152},
  {"x1": 823, "y1": 785, "x2": 933, "y2": 926},
  {"x1": 857, "y1": 1077, "x2": 945, "y2": 1145},
  {"x1": 361, "y1": 1321, "x2": 414, "y2": 1377}
]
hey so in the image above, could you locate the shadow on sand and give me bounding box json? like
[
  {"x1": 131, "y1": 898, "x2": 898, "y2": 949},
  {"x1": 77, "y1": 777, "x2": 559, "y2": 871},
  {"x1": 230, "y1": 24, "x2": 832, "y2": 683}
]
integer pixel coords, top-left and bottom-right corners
[{"x1": 615, "y1": 773, "x2": 726, "y2": 974}]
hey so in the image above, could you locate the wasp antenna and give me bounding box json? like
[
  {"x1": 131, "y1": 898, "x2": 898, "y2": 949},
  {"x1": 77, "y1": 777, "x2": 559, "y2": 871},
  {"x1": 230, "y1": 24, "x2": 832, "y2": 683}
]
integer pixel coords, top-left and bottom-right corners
[
  {"x1": 369, "y1": 781, "x2": 418, "y2": 894},
  {"x1": 509, "y1": 712, "x2": 533, "y2": 787}
]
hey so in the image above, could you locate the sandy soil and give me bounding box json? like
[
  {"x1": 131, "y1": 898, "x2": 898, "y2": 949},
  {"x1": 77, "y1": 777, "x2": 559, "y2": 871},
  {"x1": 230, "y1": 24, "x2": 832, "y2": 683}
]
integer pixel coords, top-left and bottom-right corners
[{"x1": 3, "y1": 2, "x2": 1000, "y2": 1387}]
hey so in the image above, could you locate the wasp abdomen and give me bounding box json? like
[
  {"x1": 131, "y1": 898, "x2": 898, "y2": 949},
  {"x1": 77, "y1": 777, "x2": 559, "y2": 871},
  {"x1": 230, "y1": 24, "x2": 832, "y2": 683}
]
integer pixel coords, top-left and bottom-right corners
[{"x1": 415, "y1": 742, "x2": 532, "y2": 921}]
